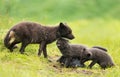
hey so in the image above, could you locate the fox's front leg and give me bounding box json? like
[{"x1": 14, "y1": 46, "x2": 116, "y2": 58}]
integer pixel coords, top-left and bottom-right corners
[
  {"x1": 65, "y1": 56, "x2": 72, "y2": 68},
  {"x1": 38, "y1": 41, "x2": 47, "y2": 58},
  {"x1": 20, "y1": 40, "x2": 29, "y2": 54},
  {"x1": 43, "y1": 44, "x2": 47, "y2": 58},
  {"x1": 88, "y1": 60, "x2": 97, "y2": 69}
]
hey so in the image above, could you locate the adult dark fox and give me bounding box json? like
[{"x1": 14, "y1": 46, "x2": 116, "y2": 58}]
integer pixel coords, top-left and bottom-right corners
[{"x1": 4, "y1": 22, "x2": 75, "y2": 58}]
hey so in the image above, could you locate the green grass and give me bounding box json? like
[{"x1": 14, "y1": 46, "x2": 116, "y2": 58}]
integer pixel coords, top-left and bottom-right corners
[{"x1": 0, "y1": 18, "x2": 120, "y2": 77}]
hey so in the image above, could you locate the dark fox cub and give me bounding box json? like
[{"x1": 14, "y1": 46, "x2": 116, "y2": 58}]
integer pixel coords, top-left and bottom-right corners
[
  {"x1": 4, "y1": 22, "x2": 75, "y2": 58},
  {"x1": 57, "y1": 56, "x2": 85, "y2": 67},
  {"x1": 56, "y1": 38, "x2": 91, "y2": 67},
  {"x1": 81, "y1": 47, "x2": 115, "y2": 69},
  {"x1": 56, "y1": 38, "x2": 114, "y2": 69}
]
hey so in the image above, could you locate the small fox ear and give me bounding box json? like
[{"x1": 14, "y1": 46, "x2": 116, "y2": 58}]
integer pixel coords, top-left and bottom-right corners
[
  {"x1": 87, "y1": 53, "x2": 92, "y2": 58},
  {"x1": 60, "y1": 22, "x2": 64, "y2": 25},
  {"x1": 83, "y1": 48, "x2": 86, "y2": 51},
  {"x1": 59, "y1": 22, "x2": 66, "y2": 28}
]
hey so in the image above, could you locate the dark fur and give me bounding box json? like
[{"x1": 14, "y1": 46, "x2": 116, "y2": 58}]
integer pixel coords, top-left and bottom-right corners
[
  {"x1": 56, "y1": 38, "x2": 88, "y2": 57},
  {"x1": 56, "y1": 38, "x2": 90, "y2": 67},
  {"x1": 92, "y1": 46, "x2": 107, "y2": 52},
  {"x1": 4, "y1": 22, "x2": 74, "y2": 58},
  {"x1": 57, "y1": 56, "x2": 85, "y2": 67},
  {"x1": 81, "y1": 48, "x2": 115, "y2": 69}
]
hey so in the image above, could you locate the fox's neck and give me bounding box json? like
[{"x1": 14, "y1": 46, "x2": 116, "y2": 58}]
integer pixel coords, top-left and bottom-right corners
[
  {"x1": 59, "y1": 45, "x2": 70, "y2": 51},
  {"x1": 44, "y1": 26, "x2": 59, "y2": 43}
]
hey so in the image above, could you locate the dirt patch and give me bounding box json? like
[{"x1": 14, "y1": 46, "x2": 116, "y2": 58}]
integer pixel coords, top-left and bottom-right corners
[
  {"x1": 81, "y1": 70, "x2": 93, "y2": 75},
  {"x1": 48, "y1": 55, "x2": 106, "y2": 76}
]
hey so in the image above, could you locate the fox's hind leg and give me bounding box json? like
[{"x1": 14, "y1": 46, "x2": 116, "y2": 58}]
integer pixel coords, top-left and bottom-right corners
[{"x1": 100, "y1": 62, "x2": 107, "y2": 69}]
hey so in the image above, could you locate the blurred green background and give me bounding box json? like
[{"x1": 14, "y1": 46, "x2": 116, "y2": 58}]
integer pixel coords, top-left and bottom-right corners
[{"x1": 0, "y1": 0, "x2": 120, "y2": 23}]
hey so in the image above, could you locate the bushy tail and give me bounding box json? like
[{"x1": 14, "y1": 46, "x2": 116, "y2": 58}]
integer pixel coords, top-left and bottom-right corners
[
  {"x1": 4, "y1": 30, "x2": 15, "y2": 50},
  {"x1": 92, "y1": 46, "x2": 107, "y2": 52}
]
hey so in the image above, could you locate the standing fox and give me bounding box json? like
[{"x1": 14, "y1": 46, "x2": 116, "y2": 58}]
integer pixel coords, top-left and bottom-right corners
[{"x1": 4, "y1": 22, "x2": 74, "y2": 58}]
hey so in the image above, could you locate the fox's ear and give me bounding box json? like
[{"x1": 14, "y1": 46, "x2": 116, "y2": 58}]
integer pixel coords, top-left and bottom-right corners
[
  {"x1": 83, "y1": 48, "x2": 86, "y2": 51},
  {"x1": 82, "y1": 48, "x2": 86, "y2": 52},
  {"x1": 60, "y1": 22, "x2": 64, "y2": 25},
  {"x1": 86, "y1": 52, "x2": 92, "y2": 58},
  {"x1": 59, "y1": 22, "x2": 66, "y2": 28}
]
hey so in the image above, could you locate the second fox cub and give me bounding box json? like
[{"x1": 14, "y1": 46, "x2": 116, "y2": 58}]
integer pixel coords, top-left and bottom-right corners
[
  {"x1": 81, "y1": 47, "x2": 115, "y2": 69},
  {"x1": 4, "y1": 22, "x2": 75, "y2": 58},
  {"x1": 56, "y1": 38, "x2": 90, "y2": 67}
]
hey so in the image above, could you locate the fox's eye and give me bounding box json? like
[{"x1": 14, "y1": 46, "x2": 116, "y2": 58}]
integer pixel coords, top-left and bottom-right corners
[
  {"x1": 69, "y1": 31, "x2": 71, "y2": 34},
  {"x1": 66, "y1": 31, "x2": 71, "y2": 35}
]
